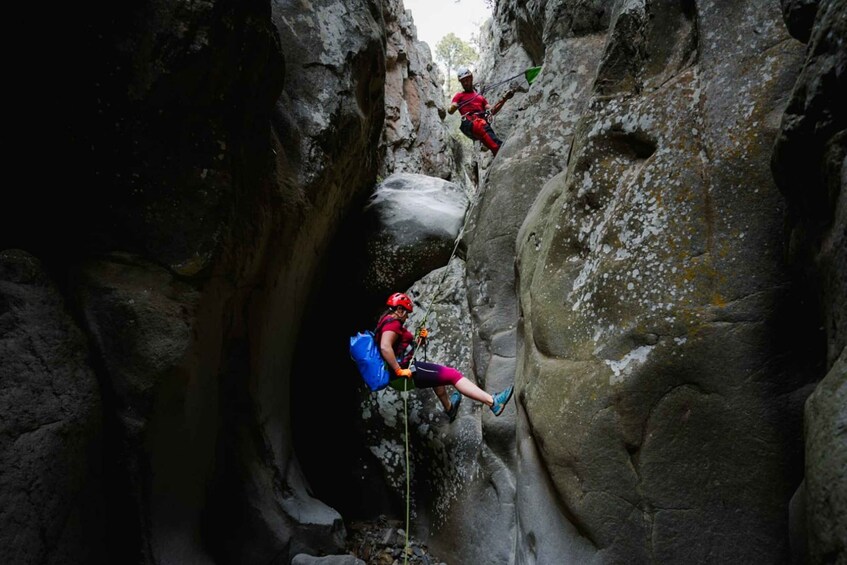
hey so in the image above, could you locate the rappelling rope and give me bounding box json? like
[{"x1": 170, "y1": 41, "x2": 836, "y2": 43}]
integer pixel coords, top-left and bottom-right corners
[
  {"x1": 482, "y1": 66, "x2": 542, "y2": 95},
  {"x1": 479, "y1": 70, "x2": 525, "y2": 95},
  {"x1": 413, "y1": 182, "x2": 482, "y2": 339},
  {"x1": 397, "y1": 179, "x2": 486, "y2": 564},
  {"x1": 402, "y1": 377, "x2": 411, "y2": 565},
  {"x1": 395, "y1": 67, "x2": 542, "y2": 563}
]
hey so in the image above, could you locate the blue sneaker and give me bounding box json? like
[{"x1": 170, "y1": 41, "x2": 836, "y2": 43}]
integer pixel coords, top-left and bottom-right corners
[
  {"x1": 490, "y1": 385, "x2": 514, "y2": 416},
  {"x1": 446, "y1": 391, "x2": 462, "y2": 422}
]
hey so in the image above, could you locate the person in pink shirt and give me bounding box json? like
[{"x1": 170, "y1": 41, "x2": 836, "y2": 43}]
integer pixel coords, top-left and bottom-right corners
[
  {"x1": 377, "y1": 292, "x2": 514, "y2": 420},
  {"x1": 447, "y1": 67, "x2": 514, "y2": 156}
]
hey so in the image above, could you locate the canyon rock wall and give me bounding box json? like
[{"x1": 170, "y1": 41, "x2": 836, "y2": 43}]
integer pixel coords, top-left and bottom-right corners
[
  {"x1": 773, "y1": 0, "x2": 846, "y2": 562},
  {"x1": 466, "y1": 0, "x2": 843, "y2": 563},
  {"x1": 3, "y1": 0, "x2": 391, "y2": 562},
  {"x1": 380, "y1": 2, "x2": 464, "y2": 180},
  {"x1": 2, "y1": 0, "x2": 843, "y2": 564}
]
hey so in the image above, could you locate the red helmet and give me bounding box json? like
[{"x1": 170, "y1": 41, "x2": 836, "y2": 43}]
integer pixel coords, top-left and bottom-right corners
[{"x1": 386, "y1": 292, "x2": 413, "y2": 312}]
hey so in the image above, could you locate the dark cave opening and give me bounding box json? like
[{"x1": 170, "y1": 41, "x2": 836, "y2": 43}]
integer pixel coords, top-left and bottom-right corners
[{"x1": 291, "y1": 197, "x2": 404, "y2": 523}]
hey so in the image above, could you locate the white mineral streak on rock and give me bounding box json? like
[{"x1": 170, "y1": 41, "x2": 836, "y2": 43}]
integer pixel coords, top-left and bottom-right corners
[{"x1": 604, "y1": 345, "x2": 655, "y2": 384}]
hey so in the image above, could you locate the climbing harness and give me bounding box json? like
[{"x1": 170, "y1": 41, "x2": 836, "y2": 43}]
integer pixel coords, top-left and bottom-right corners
[
  {"x1": 454, "y1": 93, "x2": 502, "y2": 154},
  {"x1": 453, "y1": 66, "x2": 542, "y2": 154}
]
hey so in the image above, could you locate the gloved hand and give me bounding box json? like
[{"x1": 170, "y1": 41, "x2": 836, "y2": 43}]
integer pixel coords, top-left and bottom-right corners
[
  {"x1": 418, "y1": 328, "x2": 428, "y2": 339},
  {"x1": 395, "y1": 367, "x2": 413, "y2": 378}
]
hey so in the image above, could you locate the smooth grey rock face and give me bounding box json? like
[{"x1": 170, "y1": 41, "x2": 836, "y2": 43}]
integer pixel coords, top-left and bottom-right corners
[
  {"x1": 7, "y1": 0, "x2": 384, "y2": 562},
  {"x1": 363, "y1": 173, "x2": 469, "y2": 294},
  {"x1": 272, "y1": 0, "x2": 385, "y2": 195},
  {"x1": 0, "y1": 250, "x2": 104, "y2": 565},
  {"x1": 76, "y1": 255, "x2": 201, "y2": 410},
  {"x1": 73, "y1": 254, "x2": 228, "y2": 564},
  {"x1": 472, "y1": 0, "x2": 820, "y2": 562},
  {"x1": 459, "y1": 1, "x2": 617, "y2": 562}
]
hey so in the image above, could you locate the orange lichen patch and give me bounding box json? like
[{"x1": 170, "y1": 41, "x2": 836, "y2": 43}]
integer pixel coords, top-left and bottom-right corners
[
  {"x1": 682, "y1": 266, "x2": 700, "y2": 282},
  {"x1": 678, "y1": 310, "x2": 709, "y2": 338},
  {"x1": 711, "y1": 293, "x2": 727, "y2": 308}
]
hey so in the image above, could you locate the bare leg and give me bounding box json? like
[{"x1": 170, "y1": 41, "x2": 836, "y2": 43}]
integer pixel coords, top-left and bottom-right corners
[
  {"x1": 454, "y1": 377, "x2": 494, "y2": 407},
  {"x1": 433, "y1": 385, "x2": 451, "y2": 411}
]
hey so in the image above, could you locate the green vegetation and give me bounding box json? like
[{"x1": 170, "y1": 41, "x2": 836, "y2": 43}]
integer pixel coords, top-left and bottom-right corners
[{"x1": 435, "y1": 33, "x2": 478, "y2": 94}]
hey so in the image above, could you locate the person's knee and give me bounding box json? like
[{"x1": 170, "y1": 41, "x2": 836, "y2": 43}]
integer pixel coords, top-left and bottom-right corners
[{"x1": 445, "y1": 367, "x2": 463, "y2": 385}]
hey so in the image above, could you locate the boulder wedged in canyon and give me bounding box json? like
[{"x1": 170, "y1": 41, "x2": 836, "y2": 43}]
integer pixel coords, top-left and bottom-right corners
[{"x1": 361, "y1": 173, "x2": 469, "y2": 295}]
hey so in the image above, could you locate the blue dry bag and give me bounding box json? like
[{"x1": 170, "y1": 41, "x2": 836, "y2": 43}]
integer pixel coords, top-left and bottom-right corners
[{"x1": 349, "y1": 330, "x2": 390, "y2": 392}]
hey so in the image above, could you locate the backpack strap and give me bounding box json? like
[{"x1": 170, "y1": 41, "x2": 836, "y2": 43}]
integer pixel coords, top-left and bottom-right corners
[
  {"x1": 374, "y1": 315, "x2": 414, "y2": 358},
  {"x1": 373, "y1": 315, "x2": 393, "y2": 340}
]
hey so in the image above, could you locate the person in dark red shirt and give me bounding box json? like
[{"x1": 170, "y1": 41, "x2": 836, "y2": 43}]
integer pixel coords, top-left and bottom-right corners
[
  {"x1": 376, "y1": 292, "x2": 514, "y2": 420},
  {"x1": 447, "y1": 67, "x2": 514, "y2": 156}
]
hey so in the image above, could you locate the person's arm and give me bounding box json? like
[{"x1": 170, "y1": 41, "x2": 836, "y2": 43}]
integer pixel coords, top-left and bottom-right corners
[
  {"x1": 449, "y1": 91, "x2": 475, "y2": 115},
  {"x1": 490, "y1": 89, "x2": 515, "y2": 116},
  {"x1": 448, "y1": 91, "x2": 459, "y2": 115},
  {"x1": 380, "y1": 330, "x2": 411, "y2": 376}
]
